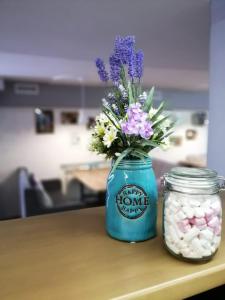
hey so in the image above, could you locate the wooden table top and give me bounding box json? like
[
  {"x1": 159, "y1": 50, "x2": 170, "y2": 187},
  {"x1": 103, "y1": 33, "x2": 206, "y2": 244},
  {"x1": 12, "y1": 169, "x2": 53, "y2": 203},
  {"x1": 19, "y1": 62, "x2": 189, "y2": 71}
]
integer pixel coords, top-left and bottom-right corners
[
  {"x1": 0, "y1": 195, "x2": 225, "y2": 300},
  {"x1": 71, "y1": 167, "x2": 110, "y2": 192}
]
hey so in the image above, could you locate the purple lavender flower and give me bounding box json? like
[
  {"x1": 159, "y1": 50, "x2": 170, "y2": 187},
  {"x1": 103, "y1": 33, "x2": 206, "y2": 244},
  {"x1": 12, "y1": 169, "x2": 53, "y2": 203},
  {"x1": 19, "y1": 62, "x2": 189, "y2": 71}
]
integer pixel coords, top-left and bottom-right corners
[
  {"x1": 95, "y1": 58, "x2": 109, "y2": 82},
  {"x1": 135, "y1": 50, "x2": 144, "y2": 79},
  {"x1": 109, "y1": 54, "x2": 121, "y2": 83},
  {"x1": 128, "y1": 50, "x2": 136, "y2": 80},
  {"x1": 124, "y1": 36, "x2": 135, "y2": 49},
  {"x1": 121, "y1": 103, "x2": 154, "y2": 139},
  {"x1": 114, "y1": 36, "x2": 135, "y2": 65}
]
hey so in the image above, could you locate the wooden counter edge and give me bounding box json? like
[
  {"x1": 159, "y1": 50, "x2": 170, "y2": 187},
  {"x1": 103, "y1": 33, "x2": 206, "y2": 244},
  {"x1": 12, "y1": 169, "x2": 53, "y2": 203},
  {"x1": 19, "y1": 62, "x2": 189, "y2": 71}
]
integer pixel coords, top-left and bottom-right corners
[{"x1": 113, "y1": 262, "x2": 225, "y2": 300}]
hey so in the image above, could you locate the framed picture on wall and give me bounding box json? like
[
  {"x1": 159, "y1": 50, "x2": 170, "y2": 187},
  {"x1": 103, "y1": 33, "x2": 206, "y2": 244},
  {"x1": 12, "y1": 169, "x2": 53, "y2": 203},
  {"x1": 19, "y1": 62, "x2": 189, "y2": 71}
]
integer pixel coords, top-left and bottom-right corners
[
  {"x1": 87, "y1": 117, "x2": 96, "y2": 129},
  {"x1": 191, "y1": 112, "x2": 207, "y2": 126},
  {"x1": 169, "y1": 136, "x2": 182, "y2": 146},
  {"x1": 186, "y1": 129, "x2": 197, "y2": 140},
  {"x1": 61, "y1": 112, "x2": 79, "y2": 124},
  {"x1": 35, "y1": 108, "x2": 54, "y2": 134}
]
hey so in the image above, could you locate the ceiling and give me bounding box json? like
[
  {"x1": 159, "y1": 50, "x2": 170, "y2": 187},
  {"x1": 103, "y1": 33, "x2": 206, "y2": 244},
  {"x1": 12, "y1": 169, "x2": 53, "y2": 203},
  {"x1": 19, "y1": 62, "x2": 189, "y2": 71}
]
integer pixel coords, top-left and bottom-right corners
[{"x1": 0, "y1": 0, "x2": 209, "y2": 90}]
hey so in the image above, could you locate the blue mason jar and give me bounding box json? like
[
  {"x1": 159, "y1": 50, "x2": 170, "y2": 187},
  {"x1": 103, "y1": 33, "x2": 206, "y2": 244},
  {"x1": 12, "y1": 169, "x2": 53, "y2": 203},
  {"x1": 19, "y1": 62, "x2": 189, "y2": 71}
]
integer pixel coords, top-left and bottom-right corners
[{"x1": 106, "y1": 158, "x2": 158, "y2": 242}]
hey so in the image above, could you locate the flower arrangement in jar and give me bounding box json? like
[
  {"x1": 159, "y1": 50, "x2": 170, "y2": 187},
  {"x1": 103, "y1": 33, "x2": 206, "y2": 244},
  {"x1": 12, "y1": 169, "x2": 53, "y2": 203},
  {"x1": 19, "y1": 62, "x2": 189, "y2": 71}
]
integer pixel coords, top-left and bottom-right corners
[{"x1": 89, "y1": 36, "x2": 175, "y2": 242}]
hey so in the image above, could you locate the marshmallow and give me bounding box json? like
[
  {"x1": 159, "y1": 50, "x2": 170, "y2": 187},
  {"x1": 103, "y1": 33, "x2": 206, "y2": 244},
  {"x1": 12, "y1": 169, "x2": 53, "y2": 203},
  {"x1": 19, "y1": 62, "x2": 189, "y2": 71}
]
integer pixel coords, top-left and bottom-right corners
[
  {"x1": 176, "y1": 211, "x2": 186, "y2": 220},
  {"x1": 199, "y1": 228, "x2": 214, "y2": 241},
  {"x1": 202, "y1": 199, "x2": 211, "y2": 208},
  {"x1": 196, "y1": 224, "x2": 207, "y2": 231},
  {"x1": 194, "y1": 207, "x2": 205, "y2": 218},
  {"x1": 205, "y1": 208, "x2": 215, "y2": 222},
  {"x1": 173, "y1": 224, "x2": 184, "y2": 239},
  {"x1": 208, "y1": 216, "x2": 220, "y2": 228},
  {"x1": 180, "y1": 247, "x2": 191, "y2": 257},
  {"x1": 191, "y1": 238, "x2": 205, "y2": 255},
  {"x1": 195, "y1": 217, "x2": 207, "y2": 226},
  {"x1": 185, "y1": 251, "x2": 202, "y2": 259},
  {"x1": 183, "y1": 227, "x2": 200, "y2": 242},
  {"x1": 164, "y1": 191, "x2": 222, "y2": 260},
  {"x1": 200, "y1": 239, "x2": 211, "y2": 250},
  {"x1": 182, "y1": 206, "x2": 194, "y2": 218},
  {"x1": 190, "y1": 200, "x2": 201, "y2": 207},
  {"x1": 177, "y1": 221, "x2": 191, "y2": 233},
  {"x1": 213, "y1": 236, "x2": 221, "y2": 247},
  {"x1": 211, "y1": 201, "x2": 221, "y2": 215},
  {"x1": 167, "y1": 242, "x2": 180, "y2": 255},
  {"x1": 202, "y1": 249, "x2": 212, "y2": 257},
  {"x1": 214, "y1": 225, "x2": 221, "y2": 236}
]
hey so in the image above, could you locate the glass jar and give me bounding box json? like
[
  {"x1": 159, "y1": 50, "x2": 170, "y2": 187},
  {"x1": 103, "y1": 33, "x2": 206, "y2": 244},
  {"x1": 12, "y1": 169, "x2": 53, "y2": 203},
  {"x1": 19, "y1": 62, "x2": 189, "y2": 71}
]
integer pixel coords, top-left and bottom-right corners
[
  {"x1": 162, "y1": 167, "x2": 224, "y2": 262},
  {"x1": 106, "y1": 158, "x2": 158, "y2": 242}
]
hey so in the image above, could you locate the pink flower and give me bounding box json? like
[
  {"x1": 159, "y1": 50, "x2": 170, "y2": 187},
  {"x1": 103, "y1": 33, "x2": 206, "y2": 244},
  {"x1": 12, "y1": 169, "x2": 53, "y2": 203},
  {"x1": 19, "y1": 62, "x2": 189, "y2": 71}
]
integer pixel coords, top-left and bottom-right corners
[
  {"x1": 121, "y1": 103, "x2": 154, "y2": 139},
  {"x1": 139, "y1": 121, "x2": 154, "y2": 139}
]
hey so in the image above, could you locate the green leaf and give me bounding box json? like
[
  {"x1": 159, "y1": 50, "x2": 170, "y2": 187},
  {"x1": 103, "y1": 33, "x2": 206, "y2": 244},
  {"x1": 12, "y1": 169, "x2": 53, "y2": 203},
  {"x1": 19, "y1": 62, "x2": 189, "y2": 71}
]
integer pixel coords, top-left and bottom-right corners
[
  {"x1": 132, "y1": 148, "x2": 149, "y2": 158},
  {"x1": 128, "y1": 82, "x2": 135, "y2": 105},
  {"x1": 111, "y1": 148, "x2": 133, "y2": 173},
  {"x1": 102, "y1": 105, "x2": 120, "y2": 127},
  {"x1": 140, "y1": 140, "x2": 159, "y2": 148},
  {"x1": 159, "y1": 130, "x2": 174, "y2": 141},
  {"x1": 131, "y1": 150, "x2": 146, "y2": 163},
  {"x1": 151, "y1": 101, "x2": 165, "y2": 122},
  {"x1": 152, "y1": 115, "x2": 169, "y2": 129},
  {"x1": 102, "y1": 110, "x2": 120, "y2": 131},
  {"x1": 137, "y1": 84, "x2": 142, "y2": 98},
  {"x1": 103, "y1": 104, "x2": 119, "y2": 122},
  {"x1": 120, "y1": 66, "x2": 127, "y2": 88},
  {"x1": 143, "y1": 86, "x2": 155, "y2": 112}
]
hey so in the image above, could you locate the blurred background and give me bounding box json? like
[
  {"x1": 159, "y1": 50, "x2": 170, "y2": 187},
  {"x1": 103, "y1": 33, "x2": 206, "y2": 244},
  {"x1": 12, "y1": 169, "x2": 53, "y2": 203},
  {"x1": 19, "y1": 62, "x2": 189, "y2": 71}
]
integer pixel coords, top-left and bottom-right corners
[{"x1": 0, "y1": 0, "x2": 213, "y2": 219}]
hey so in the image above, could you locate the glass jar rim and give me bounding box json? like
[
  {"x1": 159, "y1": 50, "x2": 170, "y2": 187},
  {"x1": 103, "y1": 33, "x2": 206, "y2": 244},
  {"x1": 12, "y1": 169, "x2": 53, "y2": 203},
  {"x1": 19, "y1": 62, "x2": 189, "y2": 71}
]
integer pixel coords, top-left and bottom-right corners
[{"x1": 164, "y1": 167, "x2": 220, "y2": 191}]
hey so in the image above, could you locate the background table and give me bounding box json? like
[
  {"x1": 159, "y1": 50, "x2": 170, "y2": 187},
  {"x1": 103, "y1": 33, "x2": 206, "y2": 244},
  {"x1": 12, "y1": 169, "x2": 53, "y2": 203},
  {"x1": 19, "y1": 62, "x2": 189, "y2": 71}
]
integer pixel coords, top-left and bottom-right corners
[
  {"x1": 0, "y1": 194, "x2": 225, "y2": 300},
  {"x1": 71, "y1": 167, "x2": 109, "y2": 192}
]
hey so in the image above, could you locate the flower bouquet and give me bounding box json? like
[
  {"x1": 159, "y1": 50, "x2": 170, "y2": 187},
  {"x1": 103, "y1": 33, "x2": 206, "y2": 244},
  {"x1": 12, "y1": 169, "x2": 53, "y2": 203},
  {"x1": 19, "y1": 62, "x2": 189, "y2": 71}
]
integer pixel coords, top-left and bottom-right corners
[
  {"x1": 90, "y1": 36, "x2": 174, "y2": 172},
  {"x1": 90, "y1": 36, "x2": 174, "y2": 242}
]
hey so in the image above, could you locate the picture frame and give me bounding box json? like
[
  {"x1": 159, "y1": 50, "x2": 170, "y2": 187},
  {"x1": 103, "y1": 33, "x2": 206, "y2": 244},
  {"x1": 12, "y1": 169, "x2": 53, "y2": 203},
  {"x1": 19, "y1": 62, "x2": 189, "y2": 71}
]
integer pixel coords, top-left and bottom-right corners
[
  {"x1": 61, "y1": 112, "x2": 79, "y2": 125},
  {"x1": 35, "y1": 108, "x2": 54, "y2": 134}
]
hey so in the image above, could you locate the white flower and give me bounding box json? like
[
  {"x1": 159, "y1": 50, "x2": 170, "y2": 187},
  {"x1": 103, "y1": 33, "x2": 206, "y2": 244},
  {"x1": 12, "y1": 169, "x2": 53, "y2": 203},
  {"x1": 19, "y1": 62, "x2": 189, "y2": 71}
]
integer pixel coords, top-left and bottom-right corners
[
  {"x1": 96, "y1": 113, "x2": 109, "y2": 124},
  {"x1": 94, "y1": 123, "x2": 105, "y2": 136},
  {"x1": 89, "y1": 136, "x2": 101, "y2": 151},
  {"x1": 103, "y1": 127, "x2": 118, "y2": 148}
]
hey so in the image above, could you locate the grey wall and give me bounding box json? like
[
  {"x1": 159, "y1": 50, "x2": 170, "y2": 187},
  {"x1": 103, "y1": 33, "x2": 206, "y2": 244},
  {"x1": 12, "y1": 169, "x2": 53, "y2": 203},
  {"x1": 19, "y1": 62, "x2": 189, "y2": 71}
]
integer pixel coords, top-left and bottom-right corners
[
  {"x1": 0, "y1": 80, "x2": 208, "y2": 110},
  {"x1": 207, "y1": 0, "x2": 225, "y2": 176},
  {"x1": 160, "y1": 89, "x2": 208, "y2": 111},
  {"x1": 0, "y1": 81, "x2": 106, "y2": 108}
]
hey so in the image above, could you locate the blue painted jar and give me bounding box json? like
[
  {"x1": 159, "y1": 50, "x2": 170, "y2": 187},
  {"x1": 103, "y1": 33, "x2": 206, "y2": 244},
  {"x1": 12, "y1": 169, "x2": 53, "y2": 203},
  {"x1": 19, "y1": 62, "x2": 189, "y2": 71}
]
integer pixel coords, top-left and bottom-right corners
[{"x1": 106, "y1": 158, "x2": 158, "y2": 242}]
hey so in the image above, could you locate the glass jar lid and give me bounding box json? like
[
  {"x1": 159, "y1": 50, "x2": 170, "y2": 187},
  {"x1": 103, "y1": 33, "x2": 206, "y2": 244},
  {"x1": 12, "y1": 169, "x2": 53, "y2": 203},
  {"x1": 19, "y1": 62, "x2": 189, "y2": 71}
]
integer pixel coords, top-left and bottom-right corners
[{"x1": 164, "y1": 167, "x2": 221, "y2": 192}]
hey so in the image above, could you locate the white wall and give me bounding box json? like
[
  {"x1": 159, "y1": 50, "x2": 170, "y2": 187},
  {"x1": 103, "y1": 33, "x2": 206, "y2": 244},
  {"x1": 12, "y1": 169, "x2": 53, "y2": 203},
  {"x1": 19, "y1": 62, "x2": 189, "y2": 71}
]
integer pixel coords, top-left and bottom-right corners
[
  {"x1": 0, "y1": 108, "x2": 208, "y2": 183},
  {"x1": 0, "y1": 107, "x2": 103, "y2": 182},
  {"x1": 151, "y1": 111, "x2": 208, "y2": 164}
]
